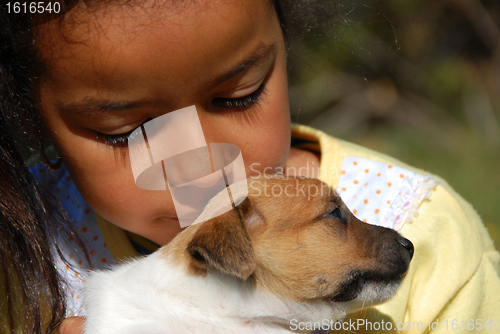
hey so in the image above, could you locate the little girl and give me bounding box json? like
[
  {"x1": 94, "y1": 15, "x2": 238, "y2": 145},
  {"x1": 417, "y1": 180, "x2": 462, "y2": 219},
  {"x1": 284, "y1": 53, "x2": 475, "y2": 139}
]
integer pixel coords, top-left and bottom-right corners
[{"x1": 1, "y1": 1, "x2": 499, "y2": 334}]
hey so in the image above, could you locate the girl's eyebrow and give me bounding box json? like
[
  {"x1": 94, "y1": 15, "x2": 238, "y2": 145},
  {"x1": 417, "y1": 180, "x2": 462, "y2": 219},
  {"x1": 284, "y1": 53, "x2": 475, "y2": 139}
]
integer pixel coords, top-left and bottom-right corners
[
  {"x1": 57, "y1": 99, "x2": 158, "y2": 116},
  {"x1": 57, "y1": 42, "x2": 277, "y2": 116}
]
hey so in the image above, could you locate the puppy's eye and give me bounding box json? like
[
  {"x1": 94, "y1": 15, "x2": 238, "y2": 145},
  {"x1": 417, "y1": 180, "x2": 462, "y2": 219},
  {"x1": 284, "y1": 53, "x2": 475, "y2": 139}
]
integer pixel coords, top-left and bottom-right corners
[{"x1": 328, "y1": 207, "x2": 342, "y2": 220}]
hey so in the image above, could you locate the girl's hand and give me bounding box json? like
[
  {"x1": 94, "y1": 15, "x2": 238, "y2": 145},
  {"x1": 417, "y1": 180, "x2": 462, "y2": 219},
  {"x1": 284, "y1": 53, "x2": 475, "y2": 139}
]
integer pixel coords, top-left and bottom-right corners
[{"x1": 59, "y1": 317, "x2": 85, "y2": 334}]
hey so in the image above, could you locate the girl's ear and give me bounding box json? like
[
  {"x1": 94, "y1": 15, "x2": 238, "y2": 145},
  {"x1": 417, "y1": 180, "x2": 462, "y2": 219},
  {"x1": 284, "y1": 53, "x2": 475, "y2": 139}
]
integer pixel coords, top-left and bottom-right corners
[{"x1": 187, "y1": 198, "x2": 256, "y2": 280}]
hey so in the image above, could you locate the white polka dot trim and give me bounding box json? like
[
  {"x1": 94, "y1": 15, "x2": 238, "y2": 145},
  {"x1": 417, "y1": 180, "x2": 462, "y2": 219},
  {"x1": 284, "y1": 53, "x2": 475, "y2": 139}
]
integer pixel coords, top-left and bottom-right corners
[
  {"x1": 337, "y1": 157, "x2": 439, "y2": 231},
  {"x1": 31, "y1": 163, "x2": 116, "y2": 317}
]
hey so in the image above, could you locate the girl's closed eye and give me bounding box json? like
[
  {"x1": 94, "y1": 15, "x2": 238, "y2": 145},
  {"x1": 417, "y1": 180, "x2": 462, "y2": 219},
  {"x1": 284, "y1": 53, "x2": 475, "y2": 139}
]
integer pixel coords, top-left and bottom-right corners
[
  {"x1": 94, "y1": 82, "x2": 268, "y2": 148},
  {"x1": 212, "y1": 81, "x2": 267, "y2": 110}
]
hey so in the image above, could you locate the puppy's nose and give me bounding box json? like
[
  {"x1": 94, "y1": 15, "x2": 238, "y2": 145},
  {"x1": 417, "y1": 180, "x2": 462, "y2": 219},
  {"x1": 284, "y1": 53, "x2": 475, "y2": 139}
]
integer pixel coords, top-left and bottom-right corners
[{"x1": 397, "y1": 237, "x2": 414, "y2": 260}]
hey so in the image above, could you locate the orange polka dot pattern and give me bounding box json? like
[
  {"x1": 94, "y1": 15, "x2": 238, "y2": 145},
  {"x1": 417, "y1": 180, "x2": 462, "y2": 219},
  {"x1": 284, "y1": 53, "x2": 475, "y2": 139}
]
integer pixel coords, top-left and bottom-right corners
[
  {"x1": 30, "y1": 162, "x2": 116, "y2": 317},
  {"x1": 337, "y1": 157, "x2": 437, "y2": 231}
]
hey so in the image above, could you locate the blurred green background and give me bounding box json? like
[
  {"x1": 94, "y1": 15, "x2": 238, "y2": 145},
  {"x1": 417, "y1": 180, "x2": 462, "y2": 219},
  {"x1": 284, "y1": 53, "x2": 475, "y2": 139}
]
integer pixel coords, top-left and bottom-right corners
[{"x1": 287, "y1": 0, "x2": 500, "y2": 248}]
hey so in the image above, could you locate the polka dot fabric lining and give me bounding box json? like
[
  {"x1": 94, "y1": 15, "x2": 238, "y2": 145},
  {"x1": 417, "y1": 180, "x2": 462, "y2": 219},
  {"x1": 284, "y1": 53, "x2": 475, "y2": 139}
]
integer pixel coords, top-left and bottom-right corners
[
  {"x1": 338, "y1": 157, "x2": 439, "y2": 231},
  {"x1": 30, "y1": 163, "x2": 116, "y2": 317}
]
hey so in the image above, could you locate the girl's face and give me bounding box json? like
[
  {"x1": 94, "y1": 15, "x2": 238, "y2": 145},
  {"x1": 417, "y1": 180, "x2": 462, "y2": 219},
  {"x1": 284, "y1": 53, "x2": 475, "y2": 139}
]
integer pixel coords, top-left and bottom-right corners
[{"x1": 37, "y1": 0, "x2": 290, "y2": 245}]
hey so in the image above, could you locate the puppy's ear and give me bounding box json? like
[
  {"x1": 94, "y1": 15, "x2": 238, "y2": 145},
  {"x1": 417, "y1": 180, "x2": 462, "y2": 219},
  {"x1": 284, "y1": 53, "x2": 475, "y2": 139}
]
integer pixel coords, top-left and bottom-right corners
[{"x1": 187, "y1": 198, "x2": 256, "y2": 280}]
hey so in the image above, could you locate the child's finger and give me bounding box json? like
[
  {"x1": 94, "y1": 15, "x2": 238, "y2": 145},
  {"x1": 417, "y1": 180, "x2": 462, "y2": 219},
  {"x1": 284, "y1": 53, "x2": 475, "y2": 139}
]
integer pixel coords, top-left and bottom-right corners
[{"x1": 59, "y1": 316, "x2": 85, "y2": 334}]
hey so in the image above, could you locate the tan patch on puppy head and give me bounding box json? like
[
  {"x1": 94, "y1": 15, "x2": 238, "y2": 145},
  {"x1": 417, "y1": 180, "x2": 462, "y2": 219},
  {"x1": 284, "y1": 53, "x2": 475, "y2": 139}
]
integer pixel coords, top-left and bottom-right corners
[
  {"x1": 187, "y1": 198, "x2": 257, "y2": 280},
  {"x1": 244, "y1": 176, "x2": 355, "y2": 300}
]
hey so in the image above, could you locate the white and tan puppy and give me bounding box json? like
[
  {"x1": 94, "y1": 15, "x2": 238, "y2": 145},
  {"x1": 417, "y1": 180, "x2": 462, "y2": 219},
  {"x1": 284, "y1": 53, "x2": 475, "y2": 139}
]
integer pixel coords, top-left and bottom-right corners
[{"x1": 84, "y1": 176, "x2": 414, "y2": 334}]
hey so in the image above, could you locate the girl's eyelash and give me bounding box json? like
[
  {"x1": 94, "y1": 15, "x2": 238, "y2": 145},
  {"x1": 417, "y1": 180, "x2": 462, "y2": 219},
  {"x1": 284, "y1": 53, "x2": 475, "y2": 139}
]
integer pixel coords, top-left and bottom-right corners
[
  {"x1": 95, "y1": 84, "x2": 267, "y2": 147},
  {"x1": 94, "y1": 128, "x2": 134, "y2": 148}
]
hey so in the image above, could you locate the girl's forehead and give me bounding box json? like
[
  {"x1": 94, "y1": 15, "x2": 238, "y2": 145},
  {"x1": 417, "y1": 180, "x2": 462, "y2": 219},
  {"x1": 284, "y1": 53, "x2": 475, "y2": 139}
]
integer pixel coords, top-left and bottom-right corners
[{"x1": 36, "y1": 0, "x2": 278, "y2": 82}]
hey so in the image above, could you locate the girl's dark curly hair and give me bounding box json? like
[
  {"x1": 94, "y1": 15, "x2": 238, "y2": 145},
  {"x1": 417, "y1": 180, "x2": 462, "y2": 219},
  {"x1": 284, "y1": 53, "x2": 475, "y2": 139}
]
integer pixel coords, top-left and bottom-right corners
[
  {"x1": 1, "y1": 8, "x2": 47, "y2": 334},
  {"x1": 0, "y1": 1, "x2": 336, "y2": 332},
  {"x1": 0, "y1": 5, "x2": 81, "y2": 333}
]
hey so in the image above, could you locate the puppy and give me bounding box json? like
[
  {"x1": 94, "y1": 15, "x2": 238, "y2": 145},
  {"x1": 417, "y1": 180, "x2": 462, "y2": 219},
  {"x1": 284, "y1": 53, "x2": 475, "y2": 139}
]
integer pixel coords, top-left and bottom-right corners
[{"x1": 84, "y1": 176, "x2": 414, "y2": 334}]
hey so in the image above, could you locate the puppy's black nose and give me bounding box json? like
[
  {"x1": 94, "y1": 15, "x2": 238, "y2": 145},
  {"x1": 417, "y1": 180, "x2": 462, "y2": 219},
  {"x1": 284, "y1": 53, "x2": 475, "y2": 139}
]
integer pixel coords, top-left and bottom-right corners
[{"x1": 398, "y1": 237, "x2": 414, "y2": 260}]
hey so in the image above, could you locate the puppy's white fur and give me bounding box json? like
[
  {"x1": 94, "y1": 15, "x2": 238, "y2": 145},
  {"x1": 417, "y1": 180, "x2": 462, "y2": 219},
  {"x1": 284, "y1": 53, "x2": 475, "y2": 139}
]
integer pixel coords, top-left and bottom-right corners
[{"x1": 85, "y1": 253, "x2": 345, "y2": 334}]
